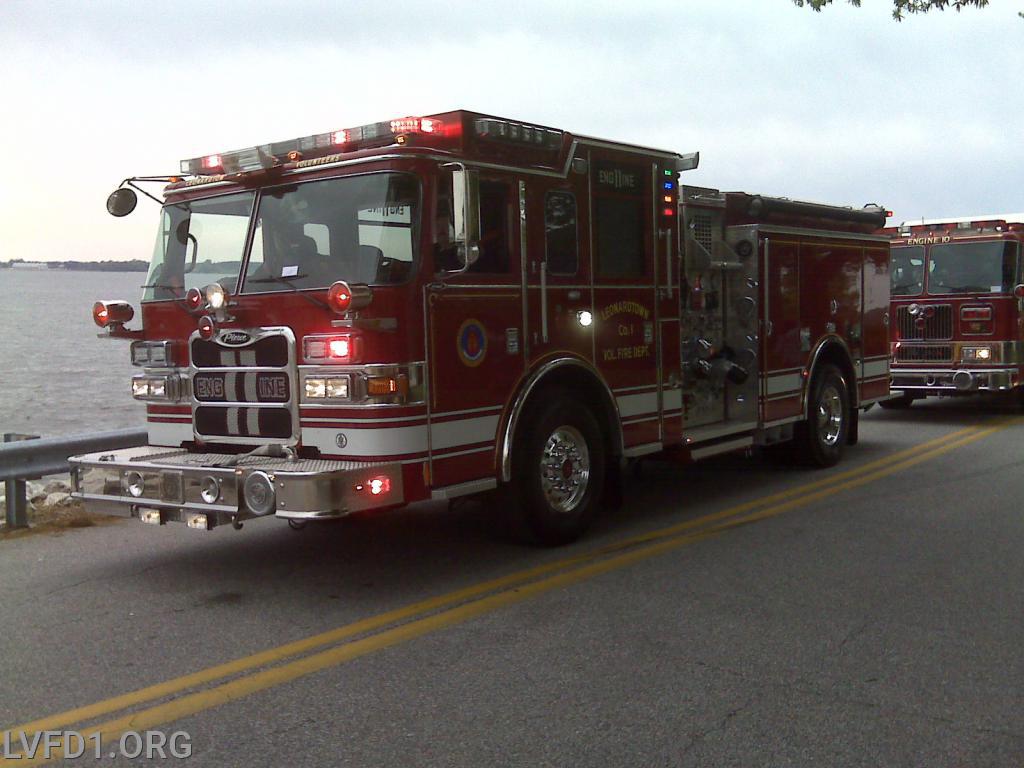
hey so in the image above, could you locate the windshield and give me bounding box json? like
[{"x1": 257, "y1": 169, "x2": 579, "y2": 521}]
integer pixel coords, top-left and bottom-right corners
[
  {"x1": 242, "y1": 173, "x2": 419, "y2": 293},
  {"x1": 891, "y1": 246, "x2": 925, "y2": 296},
  {"x1": 143, "y1": 192, "x2": 255, "y2": 301},
  {"x1": 927, "y1": 240, "x2": 1019, "y2": 295}
]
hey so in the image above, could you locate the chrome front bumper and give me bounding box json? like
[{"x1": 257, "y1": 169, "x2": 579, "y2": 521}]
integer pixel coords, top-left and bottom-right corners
[
  {"x1": 69, "y1": 446, "x2": 404, "y2": 529},
  {"x1": 890, "y1": 367, "x2": 1017, "y2": 394}
]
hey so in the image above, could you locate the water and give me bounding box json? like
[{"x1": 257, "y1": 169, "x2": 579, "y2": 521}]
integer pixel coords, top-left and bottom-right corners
[{"x1": 0, "y1": 270, "x2": 147, "y2": 438}]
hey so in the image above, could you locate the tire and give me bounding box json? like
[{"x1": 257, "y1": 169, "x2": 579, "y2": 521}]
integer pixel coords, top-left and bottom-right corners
[
  {"x1": 796, "y1": 364, "x2": 849, "y2": 468},
  {"x1": 507, "y1": 397, "x2": 606, "y2": 546},
  {"x1": 879, "y1": 393, "x2": 915, "y2": 410}
]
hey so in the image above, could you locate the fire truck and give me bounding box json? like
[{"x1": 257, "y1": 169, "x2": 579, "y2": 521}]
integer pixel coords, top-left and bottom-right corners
[
  {"x1": 882, "y1": 215, "x2": 1024, "y2": 407},
  {"x1": 69, "y1": 110, "x2": 890, "y2": 545}
]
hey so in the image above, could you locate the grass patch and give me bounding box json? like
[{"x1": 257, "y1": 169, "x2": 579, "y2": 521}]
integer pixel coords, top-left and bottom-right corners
[{"x1": 0, "y1": 500, "x2": 123, "y2": 540}]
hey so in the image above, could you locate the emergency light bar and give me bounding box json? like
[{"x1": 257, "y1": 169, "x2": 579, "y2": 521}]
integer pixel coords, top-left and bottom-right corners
[{"x1": 179, "y1": 116, "x2": 449, "y2": 176}]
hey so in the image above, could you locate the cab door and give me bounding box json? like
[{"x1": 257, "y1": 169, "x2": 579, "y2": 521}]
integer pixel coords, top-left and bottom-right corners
[
  {"x1": 589, "y1": 152, "x2": 661, "y2": 452},
  {"x1": 426, "y1": 174, "x2": 524, "y2": 489}
]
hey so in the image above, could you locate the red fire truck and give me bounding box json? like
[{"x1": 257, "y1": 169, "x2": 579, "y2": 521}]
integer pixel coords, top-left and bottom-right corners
[
  {"x1": 70, "y1": 110, "x2": 889, "y2": 545},
  {"x1": 882, "y1": 215, "x2": 1024, "y2": 407}
]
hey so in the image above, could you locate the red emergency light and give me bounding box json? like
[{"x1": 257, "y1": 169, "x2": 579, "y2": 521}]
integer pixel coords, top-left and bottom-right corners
[
  {"x1": 180, "y1": 115, "x2": 454, "y2": 176},
  {"x1": 93, "y1": 300, "x2": 134, "y2": 328},
  {"x1": 197, "y1": 315, "x2": 216, "y2": 340},
  {"x1": 326, "y1": 280, "x2": 373, "y2": 314},
  {"x1": 303, "y1": 333, "x2": 362, "y2": 364}
]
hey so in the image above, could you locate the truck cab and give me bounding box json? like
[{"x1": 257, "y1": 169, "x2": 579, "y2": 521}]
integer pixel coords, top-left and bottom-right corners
[
  {"x1": 882, "y1": 216, "x2": 1024, "y2": 406},
  {"x1": 71, "y1": 110, "x2": 888, "y2": 545}
]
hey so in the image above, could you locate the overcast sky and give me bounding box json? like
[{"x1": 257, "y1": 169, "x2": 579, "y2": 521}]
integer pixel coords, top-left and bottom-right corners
[{"x1": 2, "y1": 0, "x2": 1021, "y2": 262}]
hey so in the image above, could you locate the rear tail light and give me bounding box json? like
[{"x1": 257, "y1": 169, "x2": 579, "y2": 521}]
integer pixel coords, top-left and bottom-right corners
[{"x1": 93, "y1": 300, "x2": 134, "y2": 328}]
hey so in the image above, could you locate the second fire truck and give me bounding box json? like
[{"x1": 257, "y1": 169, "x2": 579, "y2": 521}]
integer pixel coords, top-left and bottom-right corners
[
  {"x1": 71, "y1": 110, "x2": 890, "y2": 544},
  {"x1": 883, "y1": 215, "x2": 1024, "y2": 407}
]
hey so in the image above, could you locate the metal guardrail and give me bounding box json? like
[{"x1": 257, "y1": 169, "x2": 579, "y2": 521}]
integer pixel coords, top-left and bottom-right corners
[{"x1": 2, "y1": 428, "x2": 148, "y2": 529}]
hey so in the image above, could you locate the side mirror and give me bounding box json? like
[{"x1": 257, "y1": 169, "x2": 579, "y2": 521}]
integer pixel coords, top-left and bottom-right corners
[
  {"x1": 451, "y1": 168, "x2": 480, "y2": 268},
  {"x1": 106, "y1": 188, "x2": 138, "y2": 217}
]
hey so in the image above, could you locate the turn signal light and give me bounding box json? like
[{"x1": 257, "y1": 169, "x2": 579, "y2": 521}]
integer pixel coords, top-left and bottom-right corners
[
  {"x1": 366, "y1": 374, "x2": 409, "y2": 397},
  {"x1": 93, "y1": 300, "x2": 134, "y2": 328}
]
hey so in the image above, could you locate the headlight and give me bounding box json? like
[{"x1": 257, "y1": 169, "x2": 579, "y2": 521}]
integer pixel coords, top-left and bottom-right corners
[
  {"x1": 961, "y1": 346, "x2": 993, "y2": 362},
  {"x1": 304, "y1": 376, "x2": 349, "y2": 400},
  {"x1": 205, "y1": 283, "x2": 228, "y2": 311},
  {"x1": 131, "y1": 374, "x2": 180, "y2": 401}
]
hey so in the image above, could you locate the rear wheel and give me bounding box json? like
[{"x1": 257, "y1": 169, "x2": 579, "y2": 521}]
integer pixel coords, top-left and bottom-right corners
[
  {"x1": 879, "y1": 392, "x2": 915, "y2": 410},
  {"x1": 796, "y1": 364, "x2": 849, "y2": 467},
  {"x1": 508, "y1": 397, "x2": 605, "y2": 546}
]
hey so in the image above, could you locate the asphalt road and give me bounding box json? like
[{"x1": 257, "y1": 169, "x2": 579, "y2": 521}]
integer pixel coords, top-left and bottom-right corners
[{"x1": 2, "y1": 396, "x2": 1023, "y2": 767}]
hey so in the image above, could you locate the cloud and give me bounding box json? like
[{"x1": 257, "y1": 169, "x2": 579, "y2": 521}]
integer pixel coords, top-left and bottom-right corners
[{"x1": 2, "y1": 0, "x2": 1021, "y2": 261}]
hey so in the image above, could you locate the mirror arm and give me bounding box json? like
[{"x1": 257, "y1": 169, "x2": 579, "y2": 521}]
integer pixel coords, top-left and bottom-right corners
[{"x1": 123, "y1": 177, "x2": 172, "y2": 207}]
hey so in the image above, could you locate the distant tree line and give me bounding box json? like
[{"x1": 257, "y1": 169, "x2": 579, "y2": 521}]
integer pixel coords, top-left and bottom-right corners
[{"x1": 0, "y1": 259, "x2": 149, "y2": 272}]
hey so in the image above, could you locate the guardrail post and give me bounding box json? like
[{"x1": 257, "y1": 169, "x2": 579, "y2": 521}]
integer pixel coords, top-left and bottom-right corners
[{"x1": 4, "y1": 433, "x2": 39, "y2": 529}]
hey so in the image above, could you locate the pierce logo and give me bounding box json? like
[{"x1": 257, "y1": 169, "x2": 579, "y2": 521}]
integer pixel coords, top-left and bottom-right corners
[{"x1": 219, "y1": 331, "x2": 252, "y2": 346}]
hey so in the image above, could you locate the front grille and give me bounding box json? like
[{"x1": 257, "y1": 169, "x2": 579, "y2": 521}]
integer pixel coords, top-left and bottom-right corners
[
  {"x1": 195, "y1": 406, "x2": 292, "y2": 439},
  {"x1": 896, "y1": 344, "x2": 953, "y2": 363},
  {"x1": 191, "y1": 329, "x2": 295, "y2": 443},
  {"x1": 191, "y1": 335, "x2": 289, "y2": 368},
  {"x1": 896, "y1": 304, "x2": 953, "y2": 340}
]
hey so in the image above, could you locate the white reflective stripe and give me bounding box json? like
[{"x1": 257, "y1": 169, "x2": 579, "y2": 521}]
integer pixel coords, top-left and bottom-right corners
[
  {"x1": 616, "y1": 391, "x2": 659, "y2": 418},
  {"x1": 147, "y1": 421, "x2": 193, "y2": 447},
  {"x1": 244, "y1": 374, "x2": 258, "y2": 402},
  {"x1": 432, "y1": 414, "x2": 500, "y2": 450},
  {"x1": 227, "y1": 407, "x2": 241, "y2": 435},
  {"x1": 302, "y1": 425, "x2": 429, "y2": 457},
  {"x1": 224, "y1": 372, "x2": 237, "y2": 400},
  {"x1": 246, "y1": 408, "x2": 259, "y2": 435},
  {"x1": 240, "y1": 350, "x2": 257, "y2": 366},
  {"x1": 863, "y1": 359, "x2": 889, "y2": 378},
  {"x1": 220, "y1": 350, "x2": 235, "y2": 366},
  {"x1": 765, "y1": 373, "x2": 803, "y2": 396},
  {"x1": 663, "y1": 388, "x2": 682, "y2": 411}
]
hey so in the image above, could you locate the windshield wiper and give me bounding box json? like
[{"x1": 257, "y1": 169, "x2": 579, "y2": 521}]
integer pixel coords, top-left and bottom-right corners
[
  {"x1": 246, "y1": 274, "x2": 309, "y2": 284},
  {"x1": 244, "y1": 272, "x2": 331, "y2": 311}
]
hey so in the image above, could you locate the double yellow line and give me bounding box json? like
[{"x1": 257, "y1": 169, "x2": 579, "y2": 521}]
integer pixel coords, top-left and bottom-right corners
[{"x1": 6, "y1": 417, "x2": 1020, "y2": 764}]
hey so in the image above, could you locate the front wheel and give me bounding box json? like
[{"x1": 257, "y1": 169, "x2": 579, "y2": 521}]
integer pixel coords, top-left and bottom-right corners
[
  {"x1": 508, "y1": 397, "x2": 606, "y2": 546},
  {"x1": 796, "y1": 364, "x2": 849, "y2": 467}
]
